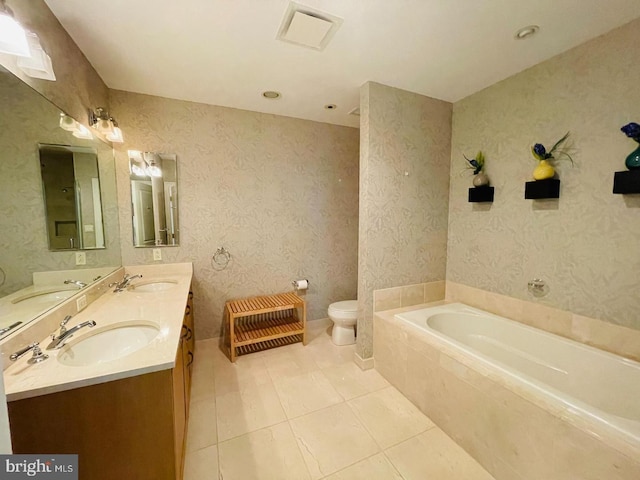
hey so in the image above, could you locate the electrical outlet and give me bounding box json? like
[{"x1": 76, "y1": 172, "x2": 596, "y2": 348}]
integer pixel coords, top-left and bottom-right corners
[
  {"x1": 76, "y1": 295, "x2": 87, "y2": 311},
  {"x1": 75, "y1": 252, "x2": 86, "y2": 265},
  {"x1": 153, "y1": 249, "x2": 162, "y2": 261}
]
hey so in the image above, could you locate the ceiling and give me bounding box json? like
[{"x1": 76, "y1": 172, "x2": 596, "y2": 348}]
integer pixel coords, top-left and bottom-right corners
[{"x1": 45, "y1": 0, "x2": 640, "y2": 128}]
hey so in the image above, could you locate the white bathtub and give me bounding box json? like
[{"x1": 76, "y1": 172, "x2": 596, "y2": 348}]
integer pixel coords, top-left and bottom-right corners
[
  {"x1": 396, "y1": 303, "x2": 640, "y2": 446},
  {"x1": 379, "y1": 301, "x2": 640, "y2": 480}
]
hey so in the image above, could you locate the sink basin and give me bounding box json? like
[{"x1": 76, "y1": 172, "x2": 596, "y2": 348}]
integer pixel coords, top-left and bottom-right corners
[
  {"x1": 12, "y1": 288, "x2": 77, "y2": 305},
  {"x1": 57, "y1": 322, "x2": 160, "y2": 367},
  {"x1": 130, "y1": 280, "x2": 178, "y2": 292}
]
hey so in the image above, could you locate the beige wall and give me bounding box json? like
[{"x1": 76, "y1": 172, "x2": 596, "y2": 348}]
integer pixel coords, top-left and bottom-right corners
[
  {"x1": 447, "y1": 19, "x2": 640, "y2": 331},
  {"x1": 109, "y1": 90, "x2": 360, "y2": 339},
  {"x1": 1, "y1": 0, "x2": 109, "y2": 125},
  {"x1": 357, "y1": 82, "x2": 452, "y2": 359}
]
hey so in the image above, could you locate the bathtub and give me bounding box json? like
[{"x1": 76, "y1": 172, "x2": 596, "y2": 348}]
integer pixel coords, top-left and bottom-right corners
[{"x1": 373, "y1": 302, "x2": 640, "y2": 480}]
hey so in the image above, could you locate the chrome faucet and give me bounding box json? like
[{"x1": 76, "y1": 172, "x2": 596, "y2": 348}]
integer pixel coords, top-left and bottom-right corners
[
  {"x1": 10, "y1": 342, "x2": 48, "y2": 364},
  {"x1": 109, "y1": 273, "x2": 142, "y2": 292},
  {"x1": 47, "y1": 317, "x2": 96, "y2": 350},
  {"x1": 64, "y1": 279, "x2": 87, "y2": 288}
]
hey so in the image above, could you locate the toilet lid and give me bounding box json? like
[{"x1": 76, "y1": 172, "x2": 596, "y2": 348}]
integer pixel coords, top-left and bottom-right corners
[{"x1": 329, "y1": 300, "x2": 358, "y2": 313}]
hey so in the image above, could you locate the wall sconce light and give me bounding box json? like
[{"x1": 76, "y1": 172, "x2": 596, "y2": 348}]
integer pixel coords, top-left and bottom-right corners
[
  {"x1": 17, "y1": 32, "x2": 56, "y2": 81},
  {"x1": 128, "y1": 150, "x2": 162, "y2": 177},
  {"x1": 59, "y1": 113, "x2": 94, "y2": 140},
  {"x1": 88, "y1": 107, "x2": 124, "y2": 143},
  {"x1": 143, "y1": 152, "x2": 162, "y2": 177},
  {"x1": 0, "y1": 0, "x2": 29, "y2": 57}
]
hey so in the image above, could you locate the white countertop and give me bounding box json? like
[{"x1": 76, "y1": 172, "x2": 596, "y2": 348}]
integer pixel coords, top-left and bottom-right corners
[{"x1": 3, "y1": 263, "x2": 193, "y2": 402}]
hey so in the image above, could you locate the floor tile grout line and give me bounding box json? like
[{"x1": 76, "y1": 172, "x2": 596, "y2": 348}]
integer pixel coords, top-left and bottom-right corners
[
  {"x1": 380, "y1": 450, "x2": 410, "y2": 480},
  {"x1": 381, "y1": 422, "x2": 437, "y2": 452},
  {"x1": 283, "y1": 419, "x2": 317, "y2": 480}
]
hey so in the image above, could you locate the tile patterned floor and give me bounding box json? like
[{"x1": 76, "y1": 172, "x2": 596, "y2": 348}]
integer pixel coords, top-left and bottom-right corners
[{"x1": 185, "y1": 323, "x2": 495, "y2": 480}]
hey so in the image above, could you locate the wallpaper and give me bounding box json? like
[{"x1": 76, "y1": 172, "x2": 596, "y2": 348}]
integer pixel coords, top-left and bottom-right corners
[
  {"x1": 0, "y1": 69, "x2": 121, "y2": 297},
  {"x1": 109, "y1": 90, "x2": 360, "y2": 338},
  {"x1": 0, "y1": 0, "x2": 109, "y2": 126},
  {"x1": 447, "y1": 18, "x2": 640, "y2": 330},
  {"x1": 357, "y1": 82, "x2": 452, "y2": 359}
]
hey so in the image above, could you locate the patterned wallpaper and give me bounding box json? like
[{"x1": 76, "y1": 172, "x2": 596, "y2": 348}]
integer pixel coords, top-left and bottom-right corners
[
  {"x1": 0, "y1": 69, "x2": 121, "y2": 297},
  {"x1": 357, "y1": 82, "x2": 452, "y2": 359},
  {"x1": 447, "y1": 18, "x2": 640, "y2": 330},
  {"x1": 0, "y1": 0, "x2": 109, "y2": 126},
  {"x1": 109, "y1": 90, "x2": 360, "y2": 338}
]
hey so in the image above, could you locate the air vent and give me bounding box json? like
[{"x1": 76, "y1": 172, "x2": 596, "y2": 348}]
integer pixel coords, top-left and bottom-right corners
[
  {"x1": 276, "y1": 2, "x2": 343, "y2": 51},
  {"x1": 348, "y1": 107, "x2": 360, "y2": 116}
]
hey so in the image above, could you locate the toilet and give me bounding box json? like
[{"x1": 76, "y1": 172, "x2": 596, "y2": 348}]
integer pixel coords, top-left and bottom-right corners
[{"x1": 328, "y1": 300, "x2": 358, "y2": 346}]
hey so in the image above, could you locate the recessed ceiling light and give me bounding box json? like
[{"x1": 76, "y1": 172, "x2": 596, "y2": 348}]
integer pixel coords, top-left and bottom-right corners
[
  {"x1": 262, "y1": 91, "x2": 281, "y2": 99},
  {"x1": 324, "y1": 104, "x2": 337, "y2": 110},
  {"x1": 515, "y1": 25, "x2": 540, "y2": 40}
]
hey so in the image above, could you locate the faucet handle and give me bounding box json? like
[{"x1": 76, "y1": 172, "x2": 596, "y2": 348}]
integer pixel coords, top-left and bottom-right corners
[
  {"x1": 10, "y1": 342, "x2": 49, "y2": 364},
  {"x1": 61, "y1": 315, "x2": 72, "y2": 327}
]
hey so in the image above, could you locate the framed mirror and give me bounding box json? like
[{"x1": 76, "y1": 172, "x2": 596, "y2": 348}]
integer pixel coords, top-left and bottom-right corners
[
  {"x1": 0, "y1": 65, "x2": 121, "y2": 340},
  {"x1": 39, "y1": 144, "x2": 106, "y2": 251},
  {"x1": 128, "y1": 150, "x2": 179, "y2": 247}
]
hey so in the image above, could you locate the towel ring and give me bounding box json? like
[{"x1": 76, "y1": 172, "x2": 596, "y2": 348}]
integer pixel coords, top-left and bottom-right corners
[{"x1": 212, "y1": 247, "x2": 231, "y2": 271}]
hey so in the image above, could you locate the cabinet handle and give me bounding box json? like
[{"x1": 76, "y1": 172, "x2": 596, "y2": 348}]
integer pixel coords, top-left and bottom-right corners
[
  {"x1": 189, "y1": 291, "x2": 193, "y2": 300},
  {"x1": 187, "y1": 351, "x2": 194, "y2": 367},
  {"x1": 186, "y1": 327, "x2": 193, "y2": 341},
  {"x1": 185, "y1": 305, "x2": 191, "y2": 315},
  {"x1": 181, "y1": 325, "x2": 188, "y2": 339}
]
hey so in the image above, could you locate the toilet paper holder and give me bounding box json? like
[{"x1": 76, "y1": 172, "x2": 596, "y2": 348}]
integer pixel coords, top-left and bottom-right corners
[{"x1": 292, "y1": 279, "x2": 309, "y2": 291}]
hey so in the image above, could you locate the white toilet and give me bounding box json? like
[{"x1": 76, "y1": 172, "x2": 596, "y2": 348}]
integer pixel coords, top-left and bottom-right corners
[{"x1": 328, "y1": 300, "x2": 358, "y2": 345}]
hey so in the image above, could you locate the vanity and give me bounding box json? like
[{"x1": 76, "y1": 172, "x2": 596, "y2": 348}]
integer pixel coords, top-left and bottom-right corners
[{"x1": 2, "y1": 263, "x2": 194, "y2": 480}]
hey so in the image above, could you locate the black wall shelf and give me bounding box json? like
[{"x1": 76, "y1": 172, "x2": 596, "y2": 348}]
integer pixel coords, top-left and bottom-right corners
[
  {"x1": 525, "y1": 179, "x2": 560, "y2": 199},
  {"x1": 613, "y1": 170, "x2": 640, "y2": 194},
  {"x1": 468, "y1": 186, "x2": 494, "y2": 203}
]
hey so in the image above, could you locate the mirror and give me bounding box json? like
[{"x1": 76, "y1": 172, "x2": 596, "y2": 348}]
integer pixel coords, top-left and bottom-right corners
[
  {"x1": 0, "y1": 65, "x2": 121, "y2": 339},
  {"x1": 128, "y1": 150, "x2": 179, "y2": 247},
  {"x1": 39, "y1": 144, "x2": 106, "y2": 251}
]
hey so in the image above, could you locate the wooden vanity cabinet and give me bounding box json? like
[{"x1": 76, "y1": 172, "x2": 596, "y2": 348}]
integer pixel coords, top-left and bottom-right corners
[{"x1": 8, "y1": 291, "x2": 196, "y2": 480}]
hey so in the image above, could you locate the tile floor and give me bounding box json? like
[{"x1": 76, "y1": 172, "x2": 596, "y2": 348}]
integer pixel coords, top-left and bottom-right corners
[{"x1": 184, "y1": 322, "x2": 495, "y2": 480}]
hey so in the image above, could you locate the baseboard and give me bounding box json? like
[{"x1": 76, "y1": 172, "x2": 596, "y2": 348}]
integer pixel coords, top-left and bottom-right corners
[{"x1": 354, "y1": 352, "x2": 374, "y2": 370}]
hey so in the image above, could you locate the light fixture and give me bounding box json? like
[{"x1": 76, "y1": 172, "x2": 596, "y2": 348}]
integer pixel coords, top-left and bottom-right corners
[
  {"x1": 59, "y1": 113, "x2": 93, "y2": 140},
  {"x1": 106, "y1": 126, "x2": 124, "y2": 143},
  {"x1": 88, "y1": 107, "x2": 124, "y2": 143},
  {"x1": 262, "y1": 91, "x2": 281, "y2": 99},
  {"x1": 17, "y1": 32, "x2": 56, "y2": 81},
  {"x1": 59, "y1": 113, "x2": 78, "y2": 132},
  {"x1": 515, "y1": 25, "x2": 540, "y2": 40},
  {"x1": 72, "y1": 123, "x2": 94, "y2": 140},
  {"x1": 0, "y1": 0, "x2": 29, "y2": 57},
  {"x1": 143, "y1": 152, "x2": 162, "y2": 177}
]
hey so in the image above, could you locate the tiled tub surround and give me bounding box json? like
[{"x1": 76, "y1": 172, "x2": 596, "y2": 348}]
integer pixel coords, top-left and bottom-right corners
[
  {"x1": 373, "y1": 281, "x2": 446, "y2": 312},
  {"x1": 3, "y1": 263, "x2": 192, "y2": 400},
  {"x1": 374, "y1": 303, "x2": 640, "y2": 480},
  {"x1": 446, "y1": 281, "x2": 640, "y2": 362}
]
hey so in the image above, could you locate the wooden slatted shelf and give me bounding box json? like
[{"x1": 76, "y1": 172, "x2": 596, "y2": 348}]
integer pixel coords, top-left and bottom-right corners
[{"x1": 226, "y1": 292, "x2": 306, "y2": 362}]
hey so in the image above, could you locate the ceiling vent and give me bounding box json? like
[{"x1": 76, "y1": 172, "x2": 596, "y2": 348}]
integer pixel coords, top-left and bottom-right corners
[{"x1": 276, "y1": 2, "x2": 343, "y2": 51}]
